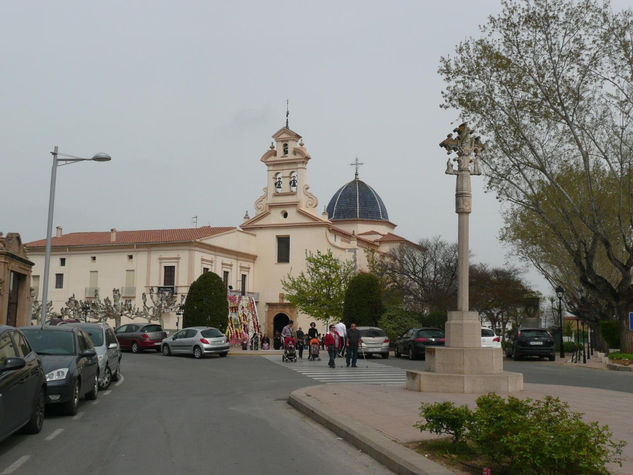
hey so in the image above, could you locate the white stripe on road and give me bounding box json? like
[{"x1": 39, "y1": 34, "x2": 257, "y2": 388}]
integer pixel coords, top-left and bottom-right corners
[
  {"x1": 102, "y1": 390, "x2": 112, "y2": 396},
  {"x1": 72, "y1": 412, "x2": 84, "y2": 421},
  {"x1": 45, "y1": 428, "x2": 64, "y2": 441},
  {"x1": 114, "y1": 374, "x2": 125, "y2": 387},
  {"x1": 0, "y1": 456, "x2": 30, "y2": 474}
]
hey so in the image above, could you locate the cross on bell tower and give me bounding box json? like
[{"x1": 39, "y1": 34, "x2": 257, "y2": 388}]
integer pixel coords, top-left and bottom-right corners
[{"x1": 350, "y1": 157, "x2": 364, "y2": 179}]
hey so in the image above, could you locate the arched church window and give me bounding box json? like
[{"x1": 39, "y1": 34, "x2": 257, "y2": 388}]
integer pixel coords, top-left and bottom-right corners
[
  {"x1": 274, "y1": 173, "x2": 282, "y2": 193},
  {"x1": 289, "y1": 172, "x2": 297, "y2": 192},
  {"x1": 283, "y1": 143, "x2": 288, "y2": 155}
]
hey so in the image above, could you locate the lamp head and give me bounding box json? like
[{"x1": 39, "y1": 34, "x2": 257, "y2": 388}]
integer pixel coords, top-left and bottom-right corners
[
  {"x1": 555, "y1": 285, "x2": 564, "y2": 299},
  {"x1": 92, "y1": 153, "x2": 111, "y2": 162}
]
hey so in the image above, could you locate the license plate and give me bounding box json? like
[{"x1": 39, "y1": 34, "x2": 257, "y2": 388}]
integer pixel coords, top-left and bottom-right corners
[{"x1": 530, "y1": 341, "x2": 543, "y2": 345}]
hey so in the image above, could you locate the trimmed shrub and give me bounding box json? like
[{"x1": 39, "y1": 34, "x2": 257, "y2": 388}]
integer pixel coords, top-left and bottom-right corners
[
  {"x1": 600, "y1": 320, "x2": 620, "y2": 349},
  {"x1": 343, "y1": 272, "x2": 384, "y2": 327},
  {"x1": 421, "y1": 311, "x2": 447, "y2": 329},
  {"x1": 183, "y1": 272, "x2": 228, "y2": 331},
  {"x1": 415, "y1": 401, "x2": 473, "y2": 443},
  {"x1": 608, "y1": 352, "x2": 633, "y2": 360}
]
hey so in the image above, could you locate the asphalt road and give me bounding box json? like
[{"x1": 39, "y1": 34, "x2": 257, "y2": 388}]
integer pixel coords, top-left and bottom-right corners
[{"x1": 0, "y1": 352, "x2": 390, "y2": 475}]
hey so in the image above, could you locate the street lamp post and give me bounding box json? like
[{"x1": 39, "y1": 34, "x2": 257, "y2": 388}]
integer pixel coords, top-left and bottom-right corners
[
  {"x1": 39, "y1": 146, "x2": 111, "y2": 326},
  {"x1": 556, "y1": 286, "x2": 565, "y2": 358}
]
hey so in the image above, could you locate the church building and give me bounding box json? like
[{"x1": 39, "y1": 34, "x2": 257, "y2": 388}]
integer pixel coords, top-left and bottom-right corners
[{"x1": 26, "y1": 123, "x2": 411, "y2": 337}]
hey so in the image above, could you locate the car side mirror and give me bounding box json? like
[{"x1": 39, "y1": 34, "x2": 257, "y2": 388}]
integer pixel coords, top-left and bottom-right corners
[
  {"x1": 108, "y1": 343, "x2": 118, "y2": 349},
  {"x1": 1, "y1": 357, "x2": 26, "y2": 373},
  {"x1": 81, "y1": 349, "x2": 97, "y2": 357}
]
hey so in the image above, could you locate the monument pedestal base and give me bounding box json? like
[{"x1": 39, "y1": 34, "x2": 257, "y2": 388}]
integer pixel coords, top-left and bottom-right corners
[{"x1": 406, "y1": 346, "x2": 524, "y2": 394}]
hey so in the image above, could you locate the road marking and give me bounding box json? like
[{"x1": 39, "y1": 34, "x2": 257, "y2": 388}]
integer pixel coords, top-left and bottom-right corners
[
  {"x1": 72, "y1": 412, "x2": 84, "y2": 421},
  {"x1": 45, "y1": 428, "x2": 64, "y2": 441},
  {"x1": 265, "y1": 356, "x2": 407, "y2": 385},
  {"x1": 0, "y1": 455, "x2": 30, "y2": 474},
  {"x1": 115, "y1": 374, "x2": 125, "y2": 387},
  {"x1": 102, "y1": 390, "x2": 112, "y2": 396}
]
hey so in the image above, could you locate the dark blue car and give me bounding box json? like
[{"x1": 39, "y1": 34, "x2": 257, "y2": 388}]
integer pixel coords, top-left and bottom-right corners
[
  {"x1": 21, "y1": 326, "x2": 99, "y2": 415},
  {"x1": 0, "y1": 326, "x2": 46, "y2": 441}
]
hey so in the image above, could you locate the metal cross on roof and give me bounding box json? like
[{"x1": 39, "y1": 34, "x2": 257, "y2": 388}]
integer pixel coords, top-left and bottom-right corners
[{"x1": 350, "y1": 157, "x2": 364, "y2": 179}]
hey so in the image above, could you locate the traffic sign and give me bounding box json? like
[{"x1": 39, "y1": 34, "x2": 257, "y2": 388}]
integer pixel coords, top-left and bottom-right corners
[{"x1": 630, "y1": 312, "x2": 633, "y2": 331}]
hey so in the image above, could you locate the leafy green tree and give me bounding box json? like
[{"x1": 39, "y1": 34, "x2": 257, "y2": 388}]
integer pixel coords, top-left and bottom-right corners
[
  {"x1": 281, "y1": 250, "x2": 355, "y2": 324},
  {"x1": 378, "y1": 308, "x2": 422, "y2": 343},
  {"x1": 183, "y1": 272, "x2": 228, "y2": 331},
  {"x1": 343, "y1": 272, "x2": 384, "y2": 326},
  {"x1": 439, "y1": 0, "x2": 633, "y2": 351}
]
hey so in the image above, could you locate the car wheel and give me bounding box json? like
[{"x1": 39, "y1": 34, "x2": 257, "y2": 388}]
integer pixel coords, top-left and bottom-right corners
[
  {"x1": 100, "y1": 366, "x2": 112, "y2": 390},
  {"x1": 193, "y1": 346, "x2": 203, "y2": 359},
  {"x1": 219, "y1": 352, "x2": 228, "y2": 357},
  {"x1": 111, "y1": 364, "x2": 121, "y2": 382},
  {"x1": 162, "y1": 344, "x2": 171, "y2": 356},
  {"x1": 85, "y1": 374, "x2": 99, "y2": 400},
  {"x1": 409, "y1": 347, "x2": 416, "y2": 360},
  {"x1": 64, "y1": 380, "x2": 80, "y2": 416},
  {"x1": 512, "y1": 346, "x2": 521, "y2": 361},
  {"x1": 22, "y1": 388, "x2": 45, "y2": 434},
  {"x1": 549, "y1": 353, "x2": 555, "y2": 361},
  {"x1": 131, "y1": 341, "x2": 141, "y2": 353},
  {"x1": 156, "y1": 347, "x2": 162, "y2": 352},
  {"x1": 381, "y1": 353, "x2": 389, "y2": 359}
]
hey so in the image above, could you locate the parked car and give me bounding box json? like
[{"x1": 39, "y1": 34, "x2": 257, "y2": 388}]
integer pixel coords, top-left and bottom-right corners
[
  {"x1": 394, "y1": 328, "x2": 445, "y2": 360},
  {"x1": 20, "y1": 326, "x2": 99, "y2": 415},
  {"x1": 481, "y1": 328, "x2": 502, "y2": 349},
  {"x1": 161, "y1": 327, "x2": 229, "y2": 359},
  {"x1": 63, "y1": 323, "x2": 121, "y2": 389},
  {"x1": 114, "y1": 323, "x2": 167, "y2": 353},
  {"x1": 505, "y1": 327, "x2": 555, "y2": 361},
  {"x1": 0, "y1": 326, "x2": 46, "y2": 441},
  {"x1": 357, "y1": 326, "x2": 389, "y2": 359}
]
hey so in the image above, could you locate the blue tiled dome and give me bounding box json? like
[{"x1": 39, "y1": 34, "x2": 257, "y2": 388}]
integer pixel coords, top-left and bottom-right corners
[{"x1": 326, "y1": 177, "x2": 389, "y2": 221}]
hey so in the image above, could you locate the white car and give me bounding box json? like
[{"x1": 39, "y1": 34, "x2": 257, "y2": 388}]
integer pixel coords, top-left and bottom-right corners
[{"x1": 481, "y1": 328, "x2": 501, "y2": 348}]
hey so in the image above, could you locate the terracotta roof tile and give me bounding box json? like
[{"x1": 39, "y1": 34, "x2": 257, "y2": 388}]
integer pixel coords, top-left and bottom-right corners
[
  {"x1": 375, "y1": 232, "x2": 408, "y2": 243},
  {"x1": 25, "y1": 226, "x2": 235, "y2": 248}
]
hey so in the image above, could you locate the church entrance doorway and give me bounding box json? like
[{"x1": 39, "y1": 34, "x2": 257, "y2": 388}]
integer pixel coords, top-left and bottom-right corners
[{"x1": 273, "y1": 313, "x2": 289, "y2": 349}]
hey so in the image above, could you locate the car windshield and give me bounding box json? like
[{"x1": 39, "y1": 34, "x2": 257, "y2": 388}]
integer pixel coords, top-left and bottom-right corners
[
  {"x1": 359, "y1": 329, "x2": 386, "y2": 338},
  {"x1": 83, "y1": 328, "x2": 104, "y2": 346},
  {"x1": 417, "y1": 329, "x2": 444, "y2": 338},
  {"x1": 143, "y1": 325, "x2": 162, "y2": 333},
  {"x1": 481, "y1": 329, "x2": 495, "y2": 337},
  {"x1": 521, "y1": 330, "x2": 550, "y2": 338},
  {"x1": 21, "y1": 329, "x2": 75, "y2": 355},
  {"x1": 201, "y1": 329, "x2": 223, "y2": 338}
]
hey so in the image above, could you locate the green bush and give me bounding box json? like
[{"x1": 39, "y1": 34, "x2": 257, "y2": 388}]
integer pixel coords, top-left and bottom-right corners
[
  {"x1": 421, "y1": 311, "x2": 447, "y2": 329},
  {"x1": 554, "y1": 341, "x2": 583, "y2": 353},
  {"x1": 600, "y1": 320, "x2": 620, "y2": 349},
  {"x1": 415, "y1": 393, "x2": 625, "y2": 473},
  {"x1": 183, "y1": 272, "x2": 228, "y2": 331},
  {"x1": 377, "y1": 308, "x2": 421, "y2": 343},
  {"x1": 608, "y1": 352, "x2": 633, "y2": 360},
  {"x1": 343, "y1": 272, "x2": 384, "y2": 327},
  {"x1": 415, "y1": 401, "x2": 473, "y2": 443}
]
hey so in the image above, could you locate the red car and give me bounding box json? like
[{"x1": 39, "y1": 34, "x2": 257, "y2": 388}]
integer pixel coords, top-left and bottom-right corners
[{"x1": 114, "y1": 323, "x2": 167, "y2": 353}]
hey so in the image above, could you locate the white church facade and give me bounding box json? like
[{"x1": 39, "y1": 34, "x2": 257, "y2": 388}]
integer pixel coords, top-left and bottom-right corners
[{"x1": 26, "y1": 124, "x2": 411, "y2": 337}]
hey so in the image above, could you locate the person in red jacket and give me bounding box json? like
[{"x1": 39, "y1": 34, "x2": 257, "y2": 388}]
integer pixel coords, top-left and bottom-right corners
[{"x1": 324, "y1": 325, "x2": 341, "y2": 368}]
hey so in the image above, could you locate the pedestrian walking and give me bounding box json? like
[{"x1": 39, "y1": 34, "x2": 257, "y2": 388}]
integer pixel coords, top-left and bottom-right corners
[
  {"x1": 308, "y1": 322, "x2": 318, "y2": 340},
  {"x1": 335, "y1": 320, "x2": 347, "y2": 357},
  {"x1": 324, "y1": 325, "x2": 340, "y2": 368},
  {"x1": 346, "y1": 323, "x2": 362, "y2": 368},
  {"x1": 296, "y1": 327, "x2": 305, "y2": 359}
]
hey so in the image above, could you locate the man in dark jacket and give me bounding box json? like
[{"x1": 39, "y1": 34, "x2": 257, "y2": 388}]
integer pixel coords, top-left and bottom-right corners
[{"x1": 346, "y1": 323, "x2": 362, "y2": 368}]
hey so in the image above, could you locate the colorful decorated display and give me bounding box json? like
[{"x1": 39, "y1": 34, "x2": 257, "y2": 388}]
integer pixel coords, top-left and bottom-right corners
[{"x1": 225, "y1": 295, "x2": 260, "y2": 346}]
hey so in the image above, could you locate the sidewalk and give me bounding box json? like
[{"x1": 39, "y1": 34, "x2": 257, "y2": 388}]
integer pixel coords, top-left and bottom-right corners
[{"x1": 290, "y1": 382, "x2": 633, "y2": 474}]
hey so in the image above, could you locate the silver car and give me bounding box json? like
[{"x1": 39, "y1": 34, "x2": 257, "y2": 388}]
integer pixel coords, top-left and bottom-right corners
[
  {"x1": 357, "y1": 326, "x2": 390, "y2": 359},
  {"x1": 64, "y1": 323, "x2": 122, "y2": 389},
  {"x1": 161, "y1": 327, "x2": 229, "y2": 359}
]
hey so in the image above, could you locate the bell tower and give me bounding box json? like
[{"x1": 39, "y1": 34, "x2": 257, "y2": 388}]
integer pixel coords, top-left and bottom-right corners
[{"x1": 253, "y1": 124, "x2": 319, "y2": 216}]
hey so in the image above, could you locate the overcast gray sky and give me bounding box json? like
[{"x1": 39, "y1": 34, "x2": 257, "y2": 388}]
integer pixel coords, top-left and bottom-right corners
[{"x1": 6, "y1": 0, "x2": 625, "y2": 297}]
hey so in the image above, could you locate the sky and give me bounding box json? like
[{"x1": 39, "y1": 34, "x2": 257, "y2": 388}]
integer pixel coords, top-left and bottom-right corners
[{"x1": 5, "y1": 0, "x2": 627, "y2": 298}]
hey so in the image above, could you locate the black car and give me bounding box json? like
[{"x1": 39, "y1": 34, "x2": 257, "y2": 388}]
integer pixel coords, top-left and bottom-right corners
[
  {"x1": 394, "y1": 327, "x2": 445, "y2": 360},
  {"x1": 21, "y1": 326, "x2": 99, "y2": 415},
  {"x1": 505, "y1": 328, "x2": 555, "y2": 361},
  {"x1": 0, "y1": 326, "x2": 46, "y2": 441}
]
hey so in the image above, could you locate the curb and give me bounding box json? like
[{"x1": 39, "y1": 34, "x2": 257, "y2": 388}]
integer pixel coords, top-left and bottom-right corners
[
  {"x1": 289, "y1": 386, "x2": 454, "y2": 475},
  {"x1": 607, "y1": 363, "x2": 633, "y2": 372}
]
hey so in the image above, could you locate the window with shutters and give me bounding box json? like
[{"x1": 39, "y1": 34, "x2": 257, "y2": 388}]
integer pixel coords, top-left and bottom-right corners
[
  {"x1": 277, "y1": 236, "x2": 290, "y2": 263},
  {"x1": 163, "y1": 266, "x2": 175, "y2": 287}
]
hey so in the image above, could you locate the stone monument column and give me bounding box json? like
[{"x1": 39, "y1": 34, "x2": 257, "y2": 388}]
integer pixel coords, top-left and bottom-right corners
[{"x1": 406, "y1": 123, "x2": 523, "y2": 393}]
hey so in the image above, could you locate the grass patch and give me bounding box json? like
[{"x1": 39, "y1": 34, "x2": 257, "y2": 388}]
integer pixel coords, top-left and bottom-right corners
[{"x1": 405, "y1": 438, "x2": 495, "y2": 474}]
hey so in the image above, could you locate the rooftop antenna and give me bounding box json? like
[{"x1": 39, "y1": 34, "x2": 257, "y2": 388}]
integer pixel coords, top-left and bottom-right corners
[
  {"x1": 285, "y1": 99, "x2": 289, "y2": 128},
  {"x1": 192, "y1": 216, "x2": 198, "y2": 228},
  {"x1": 350, "y1": 157, "x2": 364, "y2": 179}
]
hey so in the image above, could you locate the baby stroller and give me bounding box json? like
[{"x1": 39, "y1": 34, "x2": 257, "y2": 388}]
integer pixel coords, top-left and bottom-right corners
[
  {"x1": 308, "y1": 338, "x2": 321, "y2": 361},
  {"x1": 282, "y1": 337, "x2": 297, "y2": 363}
]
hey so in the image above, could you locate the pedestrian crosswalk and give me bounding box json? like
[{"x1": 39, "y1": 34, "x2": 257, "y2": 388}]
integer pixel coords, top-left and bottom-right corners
[{"x1": 264, "y1": 355, "x2": 406, "y2": 385}]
